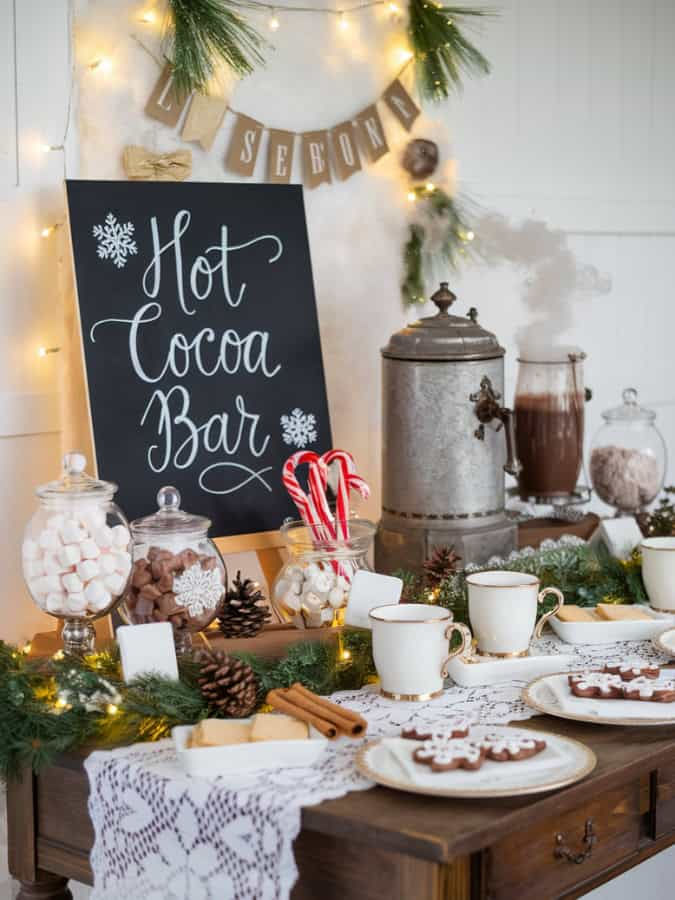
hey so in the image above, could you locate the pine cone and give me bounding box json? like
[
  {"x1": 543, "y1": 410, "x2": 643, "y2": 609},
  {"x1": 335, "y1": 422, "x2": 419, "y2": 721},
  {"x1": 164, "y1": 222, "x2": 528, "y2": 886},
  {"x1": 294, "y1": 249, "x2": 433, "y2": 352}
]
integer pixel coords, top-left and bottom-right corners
[
  {"x1": 401, "y1": 138, "x2": 439, "y2": 179},
  {"x1": 195, "y1": 649, "x2": 259, "y2": 717},
  {"x1": 217, "y1": 571, "x2": 271, "y2": 639},
  {"x1": 423, "y1": 545, "x2": 462, "y2": 587}
]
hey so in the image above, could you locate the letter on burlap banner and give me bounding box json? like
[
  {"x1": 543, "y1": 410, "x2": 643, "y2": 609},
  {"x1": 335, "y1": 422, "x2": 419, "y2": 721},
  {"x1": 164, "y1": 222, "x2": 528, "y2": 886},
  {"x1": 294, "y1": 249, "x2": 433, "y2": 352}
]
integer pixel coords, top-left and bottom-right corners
[
  {"x1": 331, "y1": 121, "x2": 361, "y2": 181},
  {"x1": 225, "y1": 114, "x2": 264, "y2": 176},
  {"x1": 383, "y1": 79, "x2": 420, "y2": 131},
  {"x1": 181, "y1": 94, "x2": 228, "y2": 151},
  {"x1": 355, "y1": 105, "x2": 389, "y2": 163},
  {"x1": 266, "y1": 130, "x2": 295, "y2": 184},
  {"x1": 145, "y1": 64, "x2": 191, "y2": 127},
  {"x1": 301, "y1": 131, "x2": 331, "y2": 188}
]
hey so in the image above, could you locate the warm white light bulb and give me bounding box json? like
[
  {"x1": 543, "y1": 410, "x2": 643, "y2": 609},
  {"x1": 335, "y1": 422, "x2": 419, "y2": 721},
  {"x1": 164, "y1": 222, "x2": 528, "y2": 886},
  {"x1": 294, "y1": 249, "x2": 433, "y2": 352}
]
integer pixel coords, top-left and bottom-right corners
[
  {"x1": 90, "y1": 57, "x2": 112, "y2": 73},
  {"x1": 407, "y1": 191, "x2": 416, "y2": 203},
  {"x1": 425, "y1": 181, "x2": 435, "y2": 192},
  {"x1": 40, "y1": 227, "x2": 52, "y2": 238},
  {"x1": 269, "y1": 13, "x2": 280, "y2": 30},
  {"x1": 139, "y1": 10, "x2": 156, "y2": 24},
  {"x1": 338, "y1": 12, "x2": 349, "y2": 30},
  {"x1": 466, "y1": 230, "x2": 475, "y2": 241},
  {"x1": 37, "y1": 347, "x2": 47, "y2": 357},
  {"x1": 397, "y1": 48, "x2": 413, "y2": 63}
]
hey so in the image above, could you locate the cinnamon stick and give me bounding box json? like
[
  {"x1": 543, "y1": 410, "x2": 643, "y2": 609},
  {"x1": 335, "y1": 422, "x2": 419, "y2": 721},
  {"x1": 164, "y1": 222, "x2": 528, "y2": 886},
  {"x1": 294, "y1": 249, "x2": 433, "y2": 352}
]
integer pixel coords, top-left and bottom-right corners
[
  {"x1": 291, "y1": 683, "x2": 367, "y2": 734},
  {"x1": 266, "y1": 689, "x2": 338, "y2": 739}
]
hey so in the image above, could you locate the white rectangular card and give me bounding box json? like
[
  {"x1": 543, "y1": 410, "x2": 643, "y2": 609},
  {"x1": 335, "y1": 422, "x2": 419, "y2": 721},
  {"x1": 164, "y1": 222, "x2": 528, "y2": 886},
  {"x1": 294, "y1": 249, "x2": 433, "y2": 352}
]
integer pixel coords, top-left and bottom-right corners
[
  {"x1": 344, "y1": 570, "x2": 402, "y2": 629},
  {"x1": 117, "y1": 622, "x2": 179, "y2": 683},
  {"x1": 590, "y1": 517, "x2": 643, "y2": 560}
]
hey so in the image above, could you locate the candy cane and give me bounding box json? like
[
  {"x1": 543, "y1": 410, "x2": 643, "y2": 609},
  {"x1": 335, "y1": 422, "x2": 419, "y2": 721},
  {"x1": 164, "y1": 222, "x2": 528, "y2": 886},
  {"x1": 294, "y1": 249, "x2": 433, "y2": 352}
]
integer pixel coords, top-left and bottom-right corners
[
  {"x1": 282, "y1": 452, "x2": 340, "y2": 574},
  {"x1": 322, "y1": 450, "x2": 370, "y2": 541}
]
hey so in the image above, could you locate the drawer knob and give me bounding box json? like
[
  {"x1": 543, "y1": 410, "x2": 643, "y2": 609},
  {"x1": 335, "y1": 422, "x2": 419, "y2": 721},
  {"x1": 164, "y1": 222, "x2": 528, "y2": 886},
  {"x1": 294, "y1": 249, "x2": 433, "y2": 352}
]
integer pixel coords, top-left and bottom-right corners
[{"x1": 554, "y1": 818, "x2": 597, "y2": 864}]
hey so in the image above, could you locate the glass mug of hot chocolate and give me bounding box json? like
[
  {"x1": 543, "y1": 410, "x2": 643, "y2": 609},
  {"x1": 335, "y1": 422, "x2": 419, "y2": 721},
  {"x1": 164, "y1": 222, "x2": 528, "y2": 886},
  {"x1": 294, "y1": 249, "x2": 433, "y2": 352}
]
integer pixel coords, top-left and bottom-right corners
[{"x1": 514, "y1": 350, "x2": 587, "y2": 500}]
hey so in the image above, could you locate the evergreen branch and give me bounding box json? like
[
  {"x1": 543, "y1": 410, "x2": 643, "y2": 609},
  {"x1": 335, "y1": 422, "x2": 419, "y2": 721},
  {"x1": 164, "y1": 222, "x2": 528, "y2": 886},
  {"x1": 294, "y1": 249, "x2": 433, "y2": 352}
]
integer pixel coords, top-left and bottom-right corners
[
  {"x1": 166, "y1": 0, "x2": 267, "y2": 95},
  {"x1": 408, "y1": 2, "x2": 492, "y2": 101}
]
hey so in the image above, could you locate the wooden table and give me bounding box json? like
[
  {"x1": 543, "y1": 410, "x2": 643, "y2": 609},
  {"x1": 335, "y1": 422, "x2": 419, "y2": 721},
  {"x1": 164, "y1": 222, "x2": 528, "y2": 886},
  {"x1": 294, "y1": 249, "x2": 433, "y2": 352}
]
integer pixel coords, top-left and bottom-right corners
[{"x1": 7, "y1": 716, "x2": 675, "y2": 900}]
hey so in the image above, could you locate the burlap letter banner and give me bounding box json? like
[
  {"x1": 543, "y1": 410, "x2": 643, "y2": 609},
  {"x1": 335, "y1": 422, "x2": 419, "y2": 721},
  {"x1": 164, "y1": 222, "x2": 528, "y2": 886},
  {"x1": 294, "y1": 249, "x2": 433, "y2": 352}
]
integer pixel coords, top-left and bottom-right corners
[
  {"x1": 331, "y1": 121, "x2": 361, "y2": 181},
  {"x1": 145, "y1": 64, "x2": 190, "y2": 127},
  {"x1": 355, "y1": 105, "x2": 389, "y2": 163},
  {"x1": 181, "y1": 94, "x2": 228, "y2": 151},
  {"x1": 301, "y1": 131, "x2": 331, "y2": 188},
  {"x1": 383, "y1": 79, "x2": 420, "y2": 131},
  {"x1": 266, "y1": 130, "x2": 295, "y2": 184},
  {"x1": 225, "y1": 113, "x2": 264, "y2": 176}
]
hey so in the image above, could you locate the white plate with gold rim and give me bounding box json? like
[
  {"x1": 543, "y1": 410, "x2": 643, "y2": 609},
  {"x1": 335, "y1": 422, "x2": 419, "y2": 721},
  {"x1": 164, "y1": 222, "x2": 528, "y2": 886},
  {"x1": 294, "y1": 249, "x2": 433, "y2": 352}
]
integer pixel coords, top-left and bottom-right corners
[
  {"x1": 354, "y1": 725, "x2": 596, "y2": 799},
  {"x1": 523, "y1": 673, "x2": 675, "y2": 727},
  {"x1": 655, "y1": 628, "x2": 675, "y2": 658},
  {"x1": 549, "y1": 604, "x2": 675, "y2": 645}
]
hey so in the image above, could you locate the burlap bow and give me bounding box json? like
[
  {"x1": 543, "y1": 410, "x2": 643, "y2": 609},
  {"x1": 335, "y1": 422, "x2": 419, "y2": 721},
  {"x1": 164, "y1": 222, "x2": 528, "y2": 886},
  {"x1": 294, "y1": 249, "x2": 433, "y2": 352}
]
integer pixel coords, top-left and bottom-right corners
[{"x1": 122, "y1": 145, "x2": 192, "y2": 182}]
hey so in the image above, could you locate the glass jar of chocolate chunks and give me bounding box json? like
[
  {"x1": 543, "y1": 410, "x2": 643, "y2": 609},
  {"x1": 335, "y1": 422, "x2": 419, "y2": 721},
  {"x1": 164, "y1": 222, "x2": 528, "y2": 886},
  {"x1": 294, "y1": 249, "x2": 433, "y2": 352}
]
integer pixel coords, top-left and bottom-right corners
[{"x1": 121, "y1": 486, "x2": 227, "y2": 653}]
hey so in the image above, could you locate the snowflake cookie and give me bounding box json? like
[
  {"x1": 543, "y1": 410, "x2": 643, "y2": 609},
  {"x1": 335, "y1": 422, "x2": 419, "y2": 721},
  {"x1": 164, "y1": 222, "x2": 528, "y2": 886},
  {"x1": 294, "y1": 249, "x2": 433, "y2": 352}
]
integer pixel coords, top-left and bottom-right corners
[
  {"x1": 401, "y1": 715, "x2": 472, "y2": 742},
  {"x1": 568, "y1": 671, "x2": 624, "y2": 699},
  {"x1": 413, "y1": 736, "x2": 485, "y2": 772},
  {"x1": 478, "y1": 732, "x2": 547, "y2": 762}
]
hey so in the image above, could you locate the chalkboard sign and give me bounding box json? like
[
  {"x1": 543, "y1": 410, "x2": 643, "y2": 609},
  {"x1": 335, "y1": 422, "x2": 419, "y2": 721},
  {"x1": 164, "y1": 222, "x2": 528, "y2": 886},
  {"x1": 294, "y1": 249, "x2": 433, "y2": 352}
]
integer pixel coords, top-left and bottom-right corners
[{"x1": 66, "y1": 180, "x2": 332, "y2": 537}]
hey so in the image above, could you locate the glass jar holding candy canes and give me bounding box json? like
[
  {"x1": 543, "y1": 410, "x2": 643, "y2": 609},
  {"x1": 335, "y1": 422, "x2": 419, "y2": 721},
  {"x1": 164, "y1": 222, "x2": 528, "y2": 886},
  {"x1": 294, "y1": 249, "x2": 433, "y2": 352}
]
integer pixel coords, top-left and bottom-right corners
[
  {"x1": 21, "y1": 452, "x2": 132, "y2": 655},
  {"x1": 120, "y1": 486, "x2": 227, "y2": 653},
  {"x1": 272, "y1": 450, "x2": 375, "y2": 628}
]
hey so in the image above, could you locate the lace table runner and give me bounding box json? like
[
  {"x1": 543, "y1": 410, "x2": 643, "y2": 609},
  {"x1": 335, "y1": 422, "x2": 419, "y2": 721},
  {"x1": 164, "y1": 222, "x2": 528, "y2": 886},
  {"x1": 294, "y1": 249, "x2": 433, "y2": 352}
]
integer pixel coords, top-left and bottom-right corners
[{"x1": 85, "y1": 635, "x2": 671, "y2": 900}]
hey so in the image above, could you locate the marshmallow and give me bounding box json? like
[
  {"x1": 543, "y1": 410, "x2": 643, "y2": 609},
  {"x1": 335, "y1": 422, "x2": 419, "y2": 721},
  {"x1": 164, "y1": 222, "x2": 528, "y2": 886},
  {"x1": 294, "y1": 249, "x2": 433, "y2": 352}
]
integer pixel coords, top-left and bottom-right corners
[
  {"x1": 77, "y1": 559, "x2": 100, "y2": 582},
  {"x1": 304, "y1": 563, "x2": 321, "y2": 579},
  {"x1": 80, "y1": 538, "x2": 101, "y2": 560},
  {"x1": 58, "y1": 544, "x2": 81, "y2": 568},
  {"x1": 62, "y1": 572, "x2": 83, "y2": 593},
  {"x1": 103, "y1": 572, "x2": 126, "y2": 595},
  {"x1": 302, "y1": 591, "x2": 323, "y2": 612},
  {"x1": 24, "y1": 558, "x2": 44, "y2": 579},
  {"x1": 46, "y1": 514, "x2": 65, "y2": 531},
  {"x1": 311, "y1": 571, "x2": 334, "y2": 593},
  {"x1": 282, "y1": 591, "x2": 301, "y2": 613},
  {"x1": 66, "y1": 591, "x2": 87, "y2": 614},
  {"x1": 320, "y1": 607, "x2": 335, "y2": 625},
  {"x1": 46, "y1": 592, "x2": 66, "y2": 613},
  {"x1": 84, "y1": 578, "x2": 107, "y2": 607},
  {"x1": 38, "y1": 530, "x2": 61, "y2": 552},
  {"x1": 114, "y1": 551, "x2": 132, "y2": 575},
  {"x1": 85, "y1": 580, "x2": 111, "y2": 612},
  {"x1": 93, "y1": 525, "x2": 114, "y2": 549},
  {"x1": 39, "y1": 574, "x2": 63, "y2": 594},
  {"x1": 34, "y1": 594, "x2": 48, "y2": 610},
  {"x1": 99, "y1": 553, "x2": 116, "y2": 575},
  {"x1": 22, "y1": 539, "x2": 40, "y2": 560},
  {"x1": 60, "y1": 519, "x2": 86, "y2": 544},
  {"x1": 328, "y1": 587, "x2": 346, "y2": 609},
  {"x1": 43, "y1": 554, "x2": 67, "y2": 576},
  {"x1": 111, "y1": 525, "x2": 131, "y2": 548}
]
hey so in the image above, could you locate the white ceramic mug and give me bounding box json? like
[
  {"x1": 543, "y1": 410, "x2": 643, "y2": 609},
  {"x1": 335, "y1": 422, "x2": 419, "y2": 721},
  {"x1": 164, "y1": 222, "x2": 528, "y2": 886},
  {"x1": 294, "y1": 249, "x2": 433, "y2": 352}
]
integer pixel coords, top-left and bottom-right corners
[
  {"x1": 641, "y1": 537, "x2": 675, "y2": 613},
  {"x1": 369, "y1": 603, "x2": 471, "y2": 701},
  {"x1": 466, "y1": 571, "x2": 564, "y2": 657}
]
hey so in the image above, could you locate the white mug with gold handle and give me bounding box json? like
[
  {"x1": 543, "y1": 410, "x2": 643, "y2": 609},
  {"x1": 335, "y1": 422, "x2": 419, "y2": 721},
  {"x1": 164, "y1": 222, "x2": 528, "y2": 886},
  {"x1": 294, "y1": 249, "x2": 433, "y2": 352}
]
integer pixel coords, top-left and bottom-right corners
[
  {"x1": 370, "y1": 603, "x2": 471, "y2": 700},
  {"x1": 466, "y1": 571, "x2": 564, "y2": 657}
]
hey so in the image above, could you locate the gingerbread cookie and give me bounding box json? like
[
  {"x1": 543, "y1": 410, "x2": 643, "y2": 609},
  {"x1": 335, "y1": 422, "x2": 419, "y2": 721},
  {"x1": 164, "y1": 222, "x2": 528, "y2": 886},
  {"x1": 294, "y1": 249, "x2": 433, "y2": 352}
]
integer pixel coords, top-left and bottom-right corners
[
  {"x1": 413, "y1": 736, "x2": 486, "y2": 772},
  {"x1": 402, "y1": 715, "x2": 472, "y2": 742},
  {"x1": 478, "y1": 732, "x2": 547, "y2": 762},
  {"x1": 604, "y1": 663, "x2": 660, "y2": 681},
  {"x1": 568, "y1": 672, "x2": 624, "y2": 699},
  {"x1": 622, "y1": 676, "x2": 675, "y2": 703}
]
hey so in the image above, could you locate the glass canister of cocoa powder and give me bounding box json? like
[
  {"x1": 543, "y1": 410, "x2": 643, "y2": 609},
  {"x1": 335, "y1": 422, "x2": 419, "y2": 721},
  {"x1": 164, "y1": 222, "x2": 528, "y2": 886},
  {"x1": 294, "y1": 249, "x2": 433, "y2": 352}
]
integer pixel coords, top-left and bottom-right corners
[
  {"x1": 514, "y1": 350, "x2": 587, "y2": 501},
  {"x1": 121, "y1": 486, "x2": 227, "y2": 653}
]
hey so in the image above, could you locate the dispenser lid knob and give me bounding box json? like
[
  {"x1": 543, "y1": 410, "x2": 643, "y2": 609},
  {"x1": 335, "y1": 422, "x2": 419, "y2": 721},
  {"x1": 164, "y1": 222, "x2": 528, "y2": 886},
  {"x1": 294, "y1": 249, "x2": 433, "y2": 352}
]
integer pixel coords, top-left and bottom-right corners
[{"x1": 431, "y1": 282, "x2": 456, "y2": 315}]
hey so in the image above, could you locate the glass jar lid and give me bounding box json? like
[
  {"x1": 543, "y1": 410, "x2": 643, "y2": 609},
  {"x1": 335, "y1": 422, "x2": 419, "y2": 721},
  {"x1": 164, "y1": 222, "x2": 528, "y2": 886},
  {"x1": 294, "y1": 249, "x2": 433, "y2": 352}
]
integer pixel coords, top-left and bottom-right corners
[
  {"x1": 602, "y1": 388, "x2": 656, "y2": 423},
  {"x1": 130, "y1": 486, "x2": 211, "y2": 538},
  {"x1": 36, "y1": 452, "x2": 117, "y2": 501},
  {"x1": 381, "y1": 282, "x2": 504, "y2": 361}
]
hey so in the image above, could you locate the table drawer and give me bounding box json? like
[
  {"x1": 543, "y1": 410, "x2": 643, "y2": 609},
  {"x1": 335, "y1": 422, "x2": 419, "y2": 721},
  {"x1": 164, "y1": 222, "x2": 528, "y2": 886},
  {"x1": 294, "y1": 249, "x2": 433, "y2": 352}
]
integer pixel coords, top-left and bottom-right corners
[
  {"x1": 654, "y1": 763, "x2": 675, "y2": 839},
  {"x1": 484, "y1": 782, "x2": 642, "y2": 900}
]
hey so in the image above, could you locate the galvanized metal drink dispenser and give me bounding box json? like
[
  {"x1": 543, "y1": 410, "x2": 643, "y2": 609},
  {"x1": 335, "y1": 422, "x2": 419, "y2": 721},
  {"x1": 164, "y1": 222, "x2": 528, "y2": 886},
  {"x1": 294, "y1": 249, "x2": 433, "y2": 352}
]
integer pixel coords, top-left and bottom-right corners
[{"x1": 375, "y1": 283, "x2": 520, "y2": 573}]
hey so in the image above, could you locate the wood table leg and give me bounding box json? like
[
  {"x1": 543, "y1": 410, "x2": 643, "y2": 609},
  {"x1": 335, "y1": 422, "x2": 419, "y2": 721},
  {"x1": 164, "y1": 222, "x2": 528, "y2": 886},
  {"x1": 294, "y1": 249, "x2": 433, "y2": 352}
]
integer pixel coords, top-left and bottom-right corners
[{"x1": 16, "y1": 873, "x2": 73, "y2": 900}]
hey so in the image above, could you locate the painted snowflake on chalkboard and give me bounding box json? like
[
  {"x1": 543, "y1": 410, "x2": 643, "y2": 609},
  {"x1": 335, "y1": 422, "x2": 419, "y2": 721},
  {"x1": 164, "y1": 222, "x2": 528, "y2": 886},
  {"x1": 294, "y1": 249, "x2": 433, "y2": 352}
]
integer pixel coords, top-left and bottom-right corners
[
  {"x1": 280, "y1": 408, "x2": 318, "y2": 448},
  {"x1": 92, "y1": 213, "x2": 138, "y2": 269}
]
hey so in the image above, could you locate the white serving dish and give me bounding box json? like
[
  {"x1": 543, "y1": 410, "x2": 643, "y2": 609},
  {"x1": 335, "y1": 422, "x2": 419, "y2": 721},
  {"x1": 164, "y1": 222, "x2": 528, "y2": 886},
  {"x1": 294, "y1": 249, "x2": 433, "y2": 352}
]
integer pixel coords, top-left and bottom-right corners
[
  {"x1": 446, "y1": 650, "x2": 574, "y2": 687},
  {"x1": 549, "y1": 604, "x2": 675, "y2": 644},
  {"x1": 172, "y1": 719, "x2": 327, "y2": 777},
  {"x1": 655, "y1": 627, "x2": 675, "y2": 658}
]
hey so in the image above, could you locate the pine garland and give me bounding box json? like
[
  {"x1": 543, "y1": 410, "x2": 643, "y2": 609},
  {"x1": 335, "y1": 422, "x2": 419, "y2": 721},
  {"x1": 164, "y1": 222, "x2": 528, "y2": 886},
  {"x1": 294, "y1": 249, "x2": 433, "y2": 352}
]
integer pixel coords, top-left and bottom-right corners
[
  {"x1": 402, "y1": 187, "x2": 477, "y2": 305},
  {"x1": 166, "y1": 0, "x2": 266, "y2": 95},
  {"x1": 0, "y1": 630, "x2": 374, "y2": 780},
  {"x1": 407, "y1": 2, "x2": 491, "y2": 101},
  {"x1": 396, "y1": 538, "x2": 648, "y2": 624}
]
